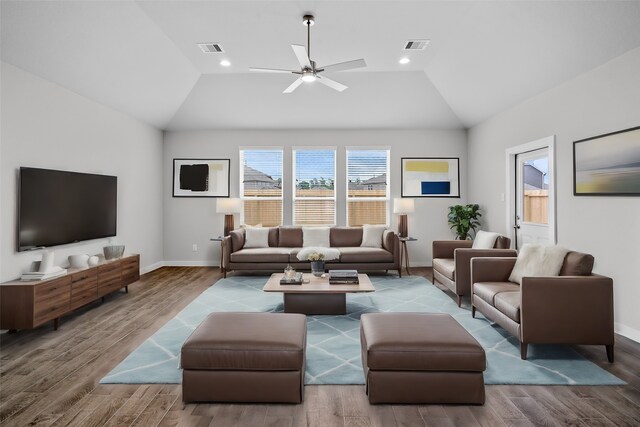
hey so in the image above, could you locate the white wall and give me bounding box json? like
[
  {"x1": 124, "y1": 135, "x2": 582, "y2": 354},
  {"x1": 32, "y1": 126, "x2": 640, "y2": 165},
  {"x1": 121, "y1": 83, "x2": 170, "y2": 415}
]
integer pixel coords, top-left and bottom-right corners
[
  {"x1": 0, "y1": 62, "x2": 164, "y2": 280},
  {"x1": 468, "y1": 47, "x2": 640, "y2": 341},
  {"x1": 163, "y1": 129, "x2": 468, "y2": 267}
]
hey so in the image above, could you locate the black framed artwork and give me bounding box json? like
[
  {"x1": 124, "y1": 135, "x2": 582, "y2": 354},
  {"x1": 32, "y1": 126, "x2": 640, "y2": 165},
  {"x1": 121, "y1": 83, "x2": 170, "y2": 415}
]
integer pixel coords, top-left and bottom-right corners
[
  {"x1": 401, "y1": 157, "x2": 460, "y2": 198},
  {"x1": 573, "y1": 126, "x2": 640, "y2": 196},
  {"x1": 172, "y1": 158, "x2": 230, "y2": 198}
]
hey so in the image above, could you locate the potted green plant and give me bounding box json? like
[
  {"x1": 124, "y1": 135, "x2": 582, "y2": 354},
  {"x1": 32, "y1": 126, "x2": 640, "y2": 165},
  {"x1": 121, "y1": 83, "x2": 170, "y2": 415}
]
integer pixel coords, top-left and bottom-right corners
[{"x1": 447, "y1": 204, "x2": 482, "y2": 240}]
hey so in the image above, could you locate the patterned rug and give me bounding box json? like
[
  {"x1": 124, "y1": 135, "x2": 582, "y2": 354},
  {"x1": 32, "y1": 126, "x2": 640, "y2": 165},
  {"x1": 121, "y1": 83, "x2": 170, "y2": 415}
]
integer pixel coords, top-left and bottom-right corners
[{"x1": 100, "y1": 275, "x2": 623, "y2": 385}]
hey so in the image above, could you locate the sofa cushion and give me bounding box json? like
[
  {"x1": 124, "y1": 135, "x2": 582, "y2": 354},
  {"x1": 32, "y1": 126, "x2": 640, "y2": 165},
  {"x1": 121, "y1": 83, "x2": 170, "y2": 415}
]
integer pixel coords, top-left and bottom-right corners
[
  {"x1": 361, "y1": 224, "x2": 387, "y2": 248},
  {"x1": 338, "y1": 247, "x2": 393, "y2": 263},
  {"x1": 473, "y1": 282, "x2": 520, "y2": 306},
  {"x1": 244, "y1": 227, "x2": 270, "y2": 248},
  {"x1": 330, "y1": 227, "x2": 362, "y2": 247},
  {"x1": 494, "y1": 236, "x2": 511, "y2": 249},
  {"x1": 472, "y1": 231, "x2": 500, "y2": 249},
  {"x1": 432, "y1": 258, "x2": 455, "y2": 280},
  {"x1": 303, "y1": 227, "x2": 330, "y2": 247},
  {"x1": 559, "y1": 251, "x2": 594, "y2": 276},
  {"x1": 508, "y1": 244, "x2": 569, "y2": 285},
  {"x1": 494, "y1": 292, "x2": 521, "y2": 323},
  {"x1": 230, "y1": 229, "x2": 245, "y2": 252},
  {"x1": 279, "y1": 227, "x2": 303, "y2": 247},
  {"x1": 230, "y1": 248, "x2": 292, "y2": 263}
]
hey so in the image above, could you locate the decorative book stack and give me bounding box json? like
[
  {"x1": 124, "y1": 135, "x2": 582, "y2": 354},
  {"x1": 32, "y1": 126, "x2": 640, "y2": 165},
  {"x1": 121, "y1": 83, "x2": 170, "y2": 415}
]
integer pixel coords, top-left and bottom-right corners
[
  {"x1": 21, "y1": 266, "x2": 67, "y2": 281},
  {"x1": 329, "y1": 270, "x2": 359, "y2": 284}
]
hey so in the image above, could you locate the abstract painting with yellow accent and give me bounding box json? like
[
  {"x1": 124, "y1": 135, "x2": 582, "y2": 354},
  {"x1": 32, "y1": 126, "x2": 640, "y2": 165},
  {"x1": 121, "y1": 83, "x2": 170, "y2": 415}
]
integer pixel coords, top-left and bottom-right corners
[{"x1": 401, "y1": 157, "x2": 460, "y2": 197}]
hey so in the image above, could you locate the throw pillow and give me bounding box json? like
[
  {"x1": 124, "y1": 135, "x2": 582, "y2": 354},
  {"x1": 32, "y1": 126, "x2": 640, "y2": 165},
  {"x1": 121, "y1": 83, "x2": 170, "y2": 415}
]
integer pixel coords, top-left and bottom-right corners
[
  {"x1": 244, "y1": 227, "x2": 270, "y2": 248},
  {"x1": 472, "y1": 230, "x2": 500, "y2": 249},
  {"x1": 508, "y1": 244, "x2": 569, "y2": 285},
  {"x1": 361, "y1": 224, "x2": 387, "y2": 248},
  {"x1": 302, "y1": 227, "x2": 330, "y2": 247}
]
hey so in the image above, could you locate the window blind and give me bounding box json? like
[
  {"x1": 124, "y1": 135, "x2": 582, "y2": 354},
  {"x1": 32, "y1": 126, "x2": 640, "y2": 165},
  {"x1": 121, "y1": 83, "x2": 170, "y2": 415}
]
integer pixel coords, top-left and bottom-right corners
[
  {"x1": 346, "y1": 149, "x2": 390, "y2": 226},
  {"x1": 240, "y1": 149, "x2": 283, "y2": 226},
  {"x1": 293, "y1": 149, "x2": 336, "y2": 225}
]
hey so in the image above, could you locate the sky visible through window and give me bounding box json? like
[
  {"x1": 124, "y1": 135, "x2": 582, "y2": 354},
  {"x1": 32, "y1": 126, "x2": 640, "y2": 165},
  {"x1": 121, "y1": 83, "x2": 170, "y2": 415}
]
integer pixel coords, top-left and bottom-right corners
[{"x1": 243, "y1": 150, "x2": 387, "y2": 180}]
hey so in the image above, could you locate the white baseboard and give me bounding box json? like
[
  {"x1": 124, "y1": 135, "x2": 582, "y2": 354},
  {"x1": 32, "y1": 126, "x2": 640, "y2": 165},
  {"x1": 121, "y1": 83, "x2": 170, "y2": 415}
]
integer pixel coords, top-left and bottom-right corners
[
  {"x1": 140, "y1": 261, "x2": 165, "y2": 275},
  {"x1": 163, "y1": 260, "x2": 218, "y2": 267},
  {"x1": 615, "y1": 322, "x2": 640, "y2": 343}
]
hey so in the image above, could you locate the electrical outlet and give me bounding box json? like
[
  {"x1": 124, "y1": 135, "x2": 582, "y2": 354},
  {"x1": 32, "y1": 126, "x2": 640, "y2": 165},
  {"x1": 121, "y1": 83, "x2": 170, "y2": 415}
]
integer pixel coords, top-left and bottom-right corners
[{"x1": 192, "y1": 244, "x2": 198, "y2": 252}]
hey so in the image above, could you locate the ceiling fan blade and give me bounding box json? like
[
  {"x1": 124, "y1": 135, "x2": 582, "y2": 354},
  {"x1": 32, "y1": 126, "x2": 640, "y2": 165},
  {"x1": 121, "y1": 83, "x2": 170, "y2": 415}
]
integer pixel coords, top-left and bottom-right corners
[
  {"x1": 317, "y1": 58, "x2": 366, "y2": 73},
  {"x1": 291, "y1": 44, "x2": 312, "y2": 69},
  {"x1": 249, "y1": 67, "x2": 298, "y2": 74},
  {"x1": 283, "y1": 78, "x2": 304, "y2": 94},
  {"x1": 317, "y1": 75, "x2": 348, "y2": 92}
]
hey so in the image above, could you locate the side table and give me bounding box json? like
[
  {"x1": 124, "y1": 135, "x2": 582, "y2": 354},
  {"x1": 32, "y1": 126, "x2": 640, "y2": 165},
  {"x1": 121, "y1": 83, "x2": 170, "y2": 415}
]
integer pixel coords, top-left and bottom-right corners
[
  {"x1": 210, "y1": 237, "x2": 224, "y2": 274},
  {"x1": 399, "y1": 237, "x2": 417, "y2": 275}
]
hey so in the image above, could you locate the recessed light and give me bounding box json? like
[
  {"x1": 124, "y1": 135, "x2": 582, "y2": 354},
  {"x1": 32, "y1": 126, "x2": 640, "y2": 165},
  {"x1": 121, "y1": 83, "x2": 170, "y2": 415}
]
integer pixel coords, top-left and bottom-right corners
[
  {"x1": 220, "y1": 59, "x2": 231, "y2": 67},
  {"x1": 399, "y1": 57, "x2": 411, "y2": 65}
]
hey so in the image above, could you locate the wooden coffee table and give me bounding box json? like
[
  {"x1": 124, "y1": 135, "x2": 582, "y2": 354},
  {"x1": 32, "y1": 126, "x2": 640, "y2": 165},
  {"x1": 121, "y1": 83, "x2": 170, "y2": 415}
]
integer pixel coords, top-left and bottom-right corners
[{"x1": 263, "y1": 273, "x2": 375, "y2": 315}]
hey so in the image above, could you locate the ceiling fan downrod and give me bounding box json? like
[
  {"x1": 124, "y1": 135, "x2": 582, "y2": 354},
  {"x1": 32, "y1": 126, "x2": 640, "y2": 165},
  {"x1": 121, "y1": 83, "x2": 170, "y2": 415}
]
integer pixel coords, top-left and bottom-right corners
[{"x1": 303, "y1": 15, "x2": 314, "y2": 66}]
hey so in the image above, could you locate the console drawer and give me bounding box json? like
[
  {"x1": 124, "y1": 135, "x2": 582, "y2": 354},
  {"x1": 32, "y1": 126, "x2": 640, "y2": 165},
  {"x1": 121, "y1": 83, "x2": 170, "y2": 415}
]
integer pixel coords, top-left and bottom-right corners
[
  {"x1": 35, "y1": 277, "x2": 71, "y2": 298},
  {"x1": 70, "y1": 286, "x2": 97, "y2": 310},
  {"x1": 72, "y1": 275, "x2": 98, "y2": 295}
]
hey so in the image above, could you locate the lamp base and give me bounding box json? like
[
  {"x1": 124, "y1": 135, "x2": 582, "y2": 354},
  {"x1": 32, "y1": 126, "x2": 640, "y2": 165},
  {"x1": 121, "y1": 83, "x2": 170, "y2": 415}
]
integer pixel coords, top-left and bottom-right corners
[
  {"x1": 398, "y1": 214, "x2": 408, "y2": 238},
  {"x1": 223, "y1": 214, "x2": 234, "y2": 237}
]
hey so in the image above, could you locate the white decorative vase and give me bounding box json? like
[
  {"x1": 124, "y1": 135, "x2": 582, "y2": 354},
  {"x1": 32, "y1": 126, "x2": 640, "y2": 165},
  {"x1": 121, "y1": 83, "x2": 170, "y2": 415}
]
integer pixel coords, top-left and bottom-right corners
[{"x1": 68, "y1": 254, "x2": 89, "y2": 268}]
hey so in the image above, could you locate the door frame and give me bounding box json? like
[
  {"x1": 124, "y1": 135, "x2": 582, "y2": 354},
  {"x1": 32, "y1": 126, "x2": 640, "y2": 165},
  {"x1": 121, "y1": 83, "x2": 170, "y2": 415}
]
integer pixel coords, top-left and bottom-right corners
[{"x1": 505, "y1": 135, "x2": 557, "y2": 247}]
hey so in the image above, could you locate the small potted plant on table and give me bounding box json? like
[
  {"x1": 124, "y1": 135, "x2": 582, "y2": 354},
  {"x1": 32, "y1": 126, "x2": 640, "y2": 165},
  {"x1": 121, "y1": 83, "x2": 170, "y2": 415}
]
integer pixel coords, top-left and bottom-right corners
[{"x1": 297, "y1": 247, "x2": 341, "y2": 277}]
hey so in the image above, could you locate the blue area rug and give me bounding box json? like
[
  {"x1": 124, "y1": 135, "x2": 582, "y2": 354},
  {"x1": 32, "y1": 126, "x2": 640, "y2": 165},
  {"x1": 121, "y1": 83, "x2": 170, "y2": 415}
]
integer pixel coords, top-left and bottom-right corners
[{"x1": 100, "y1": 275, "x2": 623, "y2": 386}]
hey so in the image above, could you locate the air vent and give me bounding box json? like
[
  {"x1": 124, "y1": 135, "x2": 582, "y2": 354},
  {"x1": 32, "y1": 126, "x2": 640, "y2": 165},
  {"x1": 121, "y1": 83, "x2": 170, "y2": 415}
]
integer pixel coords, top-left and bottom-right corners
[
  {"x1": 403, "y1": 40, "x2": 430, "y2": 50},
  {"x1": 197, "y1": 43, "x2": 224, "y2": 53}
]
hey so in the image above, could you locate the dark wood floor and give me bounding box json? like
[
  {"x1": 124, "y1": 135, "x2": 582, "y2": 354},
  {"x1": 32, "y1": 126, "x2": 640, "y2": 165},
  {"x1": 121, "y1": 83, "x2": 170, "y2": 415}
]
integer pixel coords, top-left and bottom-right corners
[{"x1": 1, "y1": 267, "x2": 638, "y2": 427}]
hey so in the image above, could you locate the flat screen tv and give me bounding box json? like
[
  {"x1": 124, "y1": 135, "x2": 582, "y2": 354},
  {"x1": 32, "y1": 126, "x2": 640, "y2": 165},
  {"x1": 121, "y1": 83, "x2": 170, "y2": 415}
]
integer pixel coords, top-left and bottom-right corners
[{"x1": 18, "y1": 167, "x2": 117, "y2": 251}]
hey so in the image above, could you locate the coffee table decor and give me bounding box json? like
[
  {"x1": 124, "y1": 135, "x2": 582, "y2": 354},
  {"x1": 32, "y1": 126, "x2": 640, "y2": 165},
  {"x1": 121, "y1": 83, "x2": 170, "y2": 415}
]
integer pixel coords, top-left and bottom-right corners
[{"x1": 297, "y1": 247, "x2": 340, "y2": 277}]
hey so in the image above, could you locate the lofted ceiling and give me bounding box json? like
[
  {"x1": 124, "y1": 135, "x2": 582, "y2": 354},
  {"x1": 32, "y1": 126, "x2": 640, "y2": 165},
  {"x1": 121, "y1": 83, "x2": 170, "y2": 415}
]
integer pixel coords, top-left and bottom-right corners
[{"x1": 2, "y1": 1, "x2": 640, "y2": 131}]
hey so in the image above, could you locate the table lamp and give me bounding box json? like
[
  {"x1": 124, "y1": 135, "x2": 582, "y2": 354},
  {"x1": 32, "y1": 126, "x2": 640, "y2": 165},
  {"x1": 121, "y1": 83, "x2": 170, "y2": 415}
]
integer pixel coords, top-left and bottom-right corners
[
  {"x1": 216, "y1": 198, "x2": 242, "y2": 236},
  {"x1": 393, "y1": 198, "x2": 415, "y2": 238}
]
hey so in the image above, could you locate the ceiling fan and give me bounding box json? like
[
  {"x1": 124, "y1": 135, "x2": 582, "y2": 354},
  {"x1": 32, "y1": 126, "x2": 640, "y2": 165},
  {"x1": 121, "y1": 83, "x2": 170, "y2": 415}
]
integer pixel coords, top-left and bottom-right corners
[{"x1": 249, "y1": 14, "x2": 366, "y2": 93}]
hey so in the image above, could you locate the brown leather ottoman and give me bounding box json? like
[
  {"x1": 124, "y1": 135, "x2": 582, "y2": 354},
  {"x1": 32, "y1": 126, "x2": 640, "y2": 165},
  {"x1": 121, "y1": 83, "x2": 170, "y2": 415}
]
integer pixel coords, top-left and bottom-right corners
[
  {"x1": 360, "y1": 313, "x2": 486, "y2": 404},
  {"x1": 181, "y1": 312, "x2": 306, "y2": 403}
]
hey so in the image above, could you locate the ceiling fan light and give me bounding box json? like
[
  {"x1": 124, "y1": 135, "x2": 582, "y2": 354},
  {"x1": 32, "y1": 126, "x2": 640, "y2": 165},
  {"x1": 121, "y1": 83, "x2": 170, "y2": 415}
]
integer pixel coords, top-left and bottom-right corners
[{"x1": 301, "y1": 71, "x2": 316, "y2": 82}]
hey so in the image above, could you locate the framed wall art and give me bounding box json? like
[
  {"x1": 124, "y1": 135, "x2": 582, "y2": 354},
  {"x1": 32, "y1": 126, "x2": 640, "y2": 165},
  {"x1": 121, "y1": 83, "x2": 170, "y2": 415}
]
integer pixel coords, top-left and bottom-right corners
[
  {"x1": 172, "y1": 158, "x2": 230, "y2": 197},
  {"x1": 573, "y1": 126, "x2": 640, "y2": 196},
  {"x1": 401, "y1": 157, "x2": 460, "y2": 198}
]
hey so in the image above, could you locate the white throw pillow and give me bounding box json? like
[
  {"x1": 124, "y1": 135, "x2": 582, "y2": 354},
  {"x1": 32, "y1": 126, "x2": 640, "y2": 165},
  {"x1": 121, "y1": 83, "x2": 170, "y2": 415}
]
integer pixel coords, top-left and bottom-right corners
[
  {"x1": 361, "y1": 224, "x2": 387, "y2": 248},
  {"x1": 508, "y1": 244, "x2": 569, "y2": 285},
  {"x1": 472, "y1": 230, "x2": 500, "y2": 249},
  {"x1": 302, "y1": 227, "x2": 330, "y2": 247},
  {"x1": 244, "y1": 227, "x2": 270, "y2": 248}
]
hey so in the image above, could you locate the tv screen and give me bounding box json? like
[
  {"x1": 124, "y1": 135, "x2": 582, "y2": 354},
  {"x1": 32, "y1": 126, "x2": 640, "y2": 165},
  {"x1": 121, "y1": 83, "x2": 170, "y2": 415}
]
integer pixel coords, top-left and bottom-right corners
[{"x1": 18, "y1": 167, "x2": 117, "y2": 251}]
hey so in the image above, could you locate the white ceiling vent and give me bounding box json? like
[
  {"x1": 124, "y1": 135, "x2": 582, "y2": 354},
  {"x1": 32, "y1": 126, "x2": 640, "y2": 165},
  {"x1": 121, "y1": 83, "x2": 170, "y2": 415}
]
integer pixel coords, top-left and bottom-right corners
[
  {"x1": 197, "y1": 43, "x2": 224, "y2": 53},
  {"x1": 403, "y1": 40, "x2": 430, "y2": 50}
]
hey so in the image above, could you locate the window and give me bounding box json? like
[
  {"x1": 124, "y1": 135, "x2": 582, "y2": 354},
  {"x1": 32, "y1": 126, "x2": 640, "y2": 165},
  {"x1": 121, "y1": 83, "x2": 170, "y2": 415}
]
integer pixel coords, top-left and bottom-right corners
[
  {"x1": 293, "y1": 148, "x2": 336, "y2": 225},
  {"x1": 346, "y1": 149, "x2": 390, "y2": 226},
  {"x1": 240, "y1": 148, "x2": 283, "y2": 226}
]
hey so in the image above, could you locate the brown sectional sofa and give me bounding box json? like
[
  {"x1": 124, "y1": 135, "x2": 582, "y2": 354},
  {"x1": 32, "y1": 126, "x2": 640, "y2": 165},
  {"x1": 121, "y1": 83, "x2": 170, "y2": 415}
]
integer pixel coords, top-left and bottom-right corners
[
  {"x1": 221, "y1": 227, "x2": 400, "y2": 277},
  {"x1": 470, "y1": 252, "x2": 615, "y2": 362}
]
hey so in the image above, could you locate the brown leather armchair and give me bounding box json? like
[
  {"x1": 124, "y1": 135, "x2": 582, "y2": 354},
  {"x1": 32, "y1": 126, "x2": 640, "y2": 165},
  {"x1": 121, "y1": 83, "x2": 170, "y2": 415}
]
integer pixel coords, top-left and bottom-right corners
[
  {"x1": 432, "y1": 236, "x2": 515, "y2": 306},
  {"x1": 470, "y1": 253, "x2": 614, "y2": 362}
]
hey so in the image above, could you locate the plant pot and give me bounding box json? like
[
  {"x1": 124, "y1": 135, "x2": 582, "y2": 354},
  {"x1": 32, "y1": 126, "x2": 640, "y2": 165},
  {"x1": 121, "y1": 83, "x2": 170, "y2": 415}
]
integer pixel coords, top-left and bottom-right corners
[{"x1": 310, "y1": 261, "x2": 325, "y2": 277}]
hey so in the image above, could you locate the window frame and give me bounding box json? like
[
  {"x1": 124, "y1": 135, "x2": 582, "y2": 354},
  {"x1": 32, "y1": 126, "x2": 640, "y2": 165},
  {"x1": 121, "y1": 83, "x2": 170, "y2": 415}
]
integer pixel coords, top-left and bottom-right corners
[
  {"x1": 239, "y1": 146, "x2": 284, "y2": 226},
  {"x1": 345, "y1": 147, "x2": 391, "y2": 227},
  {"x1": 292, "y1": 146, "x2": 337, "y2": 226}
]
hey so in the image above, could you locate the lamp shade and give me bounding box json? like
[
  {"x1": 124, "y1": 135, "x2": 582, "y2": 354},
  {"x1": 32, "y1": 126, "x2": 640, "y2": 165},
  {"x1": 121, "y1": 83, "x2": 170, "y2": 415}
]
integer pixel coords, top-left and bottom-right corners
[
  {"x1": 393, "y1": 198, "x2": 415, "y2": 214},
  {"x1": 216, "y1": 198, "x2": 242, "y2": 214}
]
